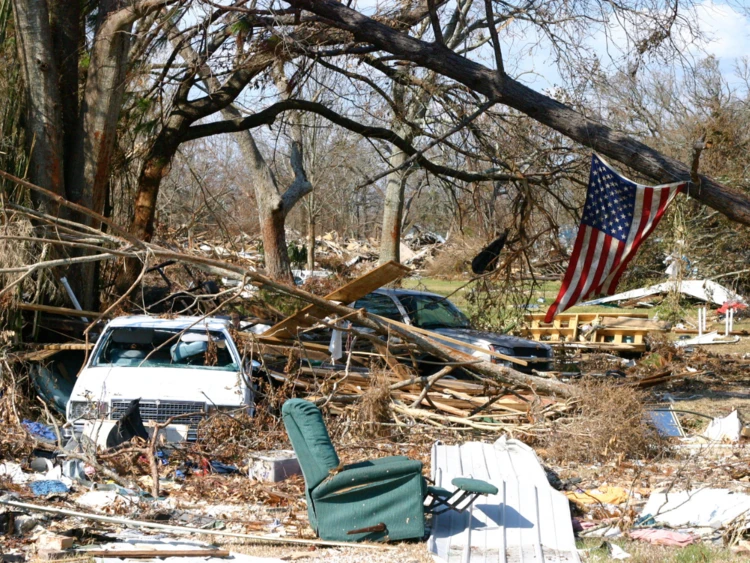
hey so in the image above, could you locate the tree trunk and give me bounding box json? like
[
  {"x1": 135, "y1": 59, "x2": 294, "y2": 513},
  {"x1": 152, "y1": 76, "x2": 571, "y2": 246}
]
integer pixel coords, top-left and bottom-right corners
[
  {"x1": 231, "y1": 122, "x2": 295, "y2": 284},
  {"x1": 262, "y1": 208, "x2": 293, "y2": 282},
  {"x1": 307, "y1": 202, "x2": 315, "y2": 272},
  {"x1": 12, "y1": 0, "x2": 65, "y2": 205},
  {"x1": 189, "y1": 51, "x2": 303, "y2": 285},
  {"x1": 49, "y1": 0, "x2": 80, "y2": 185},
  {"x1": 68, "y1": 0, "x2": 134, "y2": 217},
  {"x1": 289, "y1": 0, "x2": 750, "y2": 227},
  {"x1": 378, "y1": 147, "x2": 408, "y2": 264},
  {"x1": 117, "y1": 115, "x2": 186, "y2": 293}
]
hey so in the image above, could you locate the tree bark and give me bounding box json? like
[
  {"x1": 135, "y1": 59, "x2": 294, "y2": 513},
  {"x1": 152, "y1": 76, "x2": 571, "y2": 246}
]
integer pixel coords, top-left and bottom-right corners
[
  {"x1": 49, "y1": 0, "x2": 81, "y2": 185},
  {"x1": 12, "y1": 0, "x2": 65, "y2": 204},
  {"x1": 306, "y1": 197, "x2": 315, "y2": 272},
  {"x1": 69, "y1": 0, "x2": 166, "y2": 215},
  {"x1": 379, "y1": 146, "x2": 409, "y2": 264},
  {"x1": 262, "y1": 208, "x2": 293, "y2": 283},
  {"x1": 286, "y1": 0, "x2": 750, "y2": 227}
]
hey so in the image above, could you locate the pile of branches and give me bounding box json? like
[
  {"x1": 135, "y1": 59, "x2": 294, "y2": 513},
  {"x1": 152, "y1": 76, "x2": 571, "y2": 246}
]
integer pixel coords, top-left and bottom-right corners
[{"x1": 1, "y1": 171, "x2": 580, "y2": 440}]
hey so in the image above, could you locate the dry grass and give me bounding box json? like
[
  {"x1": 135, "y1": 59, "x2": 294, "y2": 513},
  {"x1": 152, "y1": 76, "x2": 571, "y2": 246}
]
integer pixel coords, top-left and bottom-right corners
[
  {"x1": 423, "y1": 236, "x2": 485, "y2": 279},
  {"x1": 540, "y1": 378, "x2": 667, "y2": 464},
  {"x1": 350, "y1": 370, "x2": 392, "y2": 438}
]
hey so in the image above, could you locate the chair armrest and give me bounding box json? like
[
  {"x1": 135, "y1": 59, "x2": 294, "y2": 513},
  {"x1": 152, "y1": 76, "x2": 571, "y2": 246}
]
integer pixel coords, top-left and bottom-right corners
[
  {"x1": 451, "y1": 477, "x2": 498, "y2": 496},
  {"x1": 313, "y1": 459, "x2": 423, "y2": 499},
  {"x1": 343, "y1": 456, "x2": 410, "y2": 470}
]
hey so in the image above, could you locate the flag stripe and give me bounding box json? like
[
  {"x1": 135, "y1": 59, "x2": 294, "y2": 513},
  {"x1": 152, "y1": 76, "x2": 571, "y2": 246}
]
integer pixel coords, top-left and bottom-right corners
[
  {"x1": 544, "y1": 225, "x2": 586, "y2": 323},
  {"x1": 547, "y1": 226, "x2": 592, "y2": 321},
  {"x1": 582, "y1": 233, "x2": 613, "y2": 301},
  {"x1": 606, "y1": 184, "x2": 683, "y2": 292},
  {"x1": 558, "y1": 227, "x2": 599, "y2": 313},
  {"x1": 544, "y1": 154, "x2": 684, "y2": 322},
  {"x1": 601, "y1": 186, "x2": 654, "y2": 294},
  {"x1": 573, "y1": 229, "x2": 606, "y2": 304}
]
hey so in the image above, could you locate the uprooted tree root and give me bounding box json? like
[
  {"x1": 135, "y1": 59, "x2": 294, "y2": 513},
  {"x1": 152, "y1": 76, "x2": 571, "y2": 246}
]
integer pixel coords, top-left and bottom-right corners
[{"x1": 539, "y1": 378, "x2": 667, "y2": 464}]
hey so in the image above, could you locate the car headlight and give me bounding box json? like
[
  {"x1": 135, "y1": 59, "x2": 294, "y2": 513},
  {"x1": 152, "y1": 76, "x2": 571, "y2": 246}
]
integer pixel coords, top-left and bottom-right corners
[
  {"x1": 489, "y1": 344, "x2": 514, "y2": 364},
  {"x1": 68, "y1": 401, "x2": 109, "y2": 420}
]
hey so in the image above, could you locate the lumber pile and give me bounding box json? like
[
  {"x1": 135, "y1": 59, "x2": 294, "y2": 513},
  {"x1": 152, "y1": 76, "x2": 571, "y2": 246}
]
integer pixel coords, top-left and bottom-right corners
[
  {"x1": 236, "y1": 262, "x2": 573, "y2": 431},
  {"x1": 522, "y1": 312, "x2": 669, "y2": 352}
]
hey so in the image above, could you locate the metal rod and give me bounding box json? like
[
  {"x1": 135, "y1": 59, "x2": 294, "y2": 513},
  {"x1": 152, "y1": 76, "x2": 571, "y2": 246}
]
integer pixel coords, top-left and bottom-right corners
[
  {"x1": 60, "y1": 276, "x2": 89, "y2": 322},
  {"x1": 0, "y1": 499, "x2": 389, "y2": 550}
]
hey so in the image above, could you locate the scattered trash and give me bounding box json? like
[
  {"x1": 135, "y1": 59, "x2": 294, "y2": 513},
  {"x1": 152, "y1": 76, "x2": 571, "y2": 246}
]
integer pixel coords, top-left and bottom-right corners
[
  {"x1": 565, "y1": 486, "x2": 630, "y2": 507},
  {"x1": 675, "y1": 331, "x2": 740, "y2": 347},
  {"x1": 106, "y1": 398, "x2": 149, "y2": 448},
  {"x1": 641, "y1": 488, "x2": 750, "y2": 529},
  {"x1": 248, "y1": 451, "x2": 301, "y2": 483},
  {"x1": 646, "y1": 406, "x2": 685, "y2": 437},
  {"x1": 703, "y1": 410, "x2": 742, "y2": 442},
  {"x1": 606, "y1": 542, "x2": 631, "y2": 559},
  {"x1": 0, "y1": 462, "x2": 29, "y2": 484},
  {"x1": 22, "y1": 419, "x2": 56, "y2": 442},
  {"x1": 28, "y1": 480, "x2": 69, "y2": 497},
  {"x1": 628, "y1": 528, "x2": 698, "y2": 547}
]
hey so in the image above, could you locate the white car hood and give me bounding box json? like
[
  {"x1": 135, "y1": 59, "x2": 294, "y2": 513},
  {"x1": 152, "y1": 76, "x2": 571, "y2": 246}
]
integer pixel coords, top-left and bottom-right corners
[{"x1": 70, "y1": 366, "x2": 245, "y2": 406}]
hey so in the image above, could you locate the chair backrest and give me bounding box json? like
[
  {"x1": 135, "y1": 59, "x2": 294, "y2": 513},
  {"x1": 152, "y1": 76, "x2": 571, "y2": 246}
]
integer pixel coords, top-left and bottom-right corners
[{"x1": 282, "y1": 399, "x2": 340, "y2": 490}]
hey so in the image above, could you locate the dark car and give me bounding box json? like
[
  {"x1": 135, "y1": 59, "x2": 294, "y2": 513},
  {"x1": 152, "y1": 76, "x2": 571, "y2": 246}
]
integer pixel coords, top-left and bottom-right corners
[{"x1": 352, "y1": 289, "x2": 554, "y2": 374}]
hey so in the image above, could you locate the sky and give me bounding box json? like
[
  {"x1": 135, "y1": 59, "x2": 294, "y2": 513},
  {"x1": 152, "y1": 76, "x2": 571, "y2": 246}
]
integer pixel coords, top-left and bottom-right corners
[{"x1": 498, "y1": 0, "x2": 750, "y2": 91}]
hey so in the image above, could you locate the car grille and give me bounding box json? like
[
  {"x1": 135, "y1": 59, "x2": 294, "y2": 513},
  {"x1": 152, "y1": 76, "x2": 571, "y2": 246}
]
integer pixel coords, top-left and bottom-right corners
[{"x1": 110, "y1": 399, "x2": 206, "y2": 440}]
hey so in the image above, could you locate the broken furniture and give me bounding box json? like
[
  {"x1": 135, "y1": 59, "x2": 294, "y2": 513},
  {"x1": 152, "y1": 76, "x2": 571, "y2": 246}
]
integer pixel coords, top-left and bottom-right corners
[
  {"x1": 523, "y1": 312, "x2": 668, "y2": 352},
  {"x1": 281, "y1": 399, "x2": 498, "y2": 542}
]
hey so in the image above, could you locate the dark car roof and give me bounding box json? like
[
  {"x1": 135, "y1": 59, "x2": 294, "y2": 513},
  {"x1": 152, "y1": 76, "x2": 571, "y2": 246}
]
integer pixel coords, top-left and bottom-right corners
[{"x1": 371, "y1": 288, "x2": 446, "y2": 299}]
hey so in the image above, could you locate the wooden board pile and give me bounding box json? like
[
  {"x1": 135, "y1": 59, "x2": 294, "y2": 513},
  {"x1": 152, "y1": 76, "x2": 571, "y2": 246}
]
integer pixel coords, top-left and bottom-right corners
[
  {"x1": 235, "y1": 262, "x2": 573, "y2": 432},
  {"x1": 522, "y1": 312, "x2": 669, "y2": 352}
]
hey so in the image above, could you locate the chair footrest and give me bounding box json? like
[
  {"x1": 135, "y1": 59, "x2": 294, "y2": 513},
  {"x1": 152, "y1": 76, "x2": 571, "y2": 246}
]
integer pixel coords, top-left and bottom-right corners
[{"x1": 451, "y1": 477, "x2": 498, "y2": 496}]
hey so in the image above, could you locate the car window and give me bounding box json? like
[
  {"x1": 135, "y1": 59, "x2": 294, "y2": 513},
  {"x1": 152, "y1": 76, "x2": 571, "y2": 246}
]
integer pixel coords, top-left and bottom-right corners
[
  {"x1": 353, "y1": 294, "x2": 403, "y2": 322},
  {"x1": 94, "y1": 327, "x2": 238, "y2": 370},
  {"x1": 397, "y1": 295, "x2": 472, "y2": 330}
]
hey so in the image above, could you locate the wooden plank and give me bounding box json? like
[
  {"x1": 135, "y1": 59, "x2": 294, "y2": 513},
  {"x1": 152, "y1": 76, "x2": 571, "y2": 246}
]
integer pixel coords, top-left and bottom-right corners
[
  {"x1": 261, "y1": 261, "x2": 411, "y2": 340},
  {"x1": 16, "y1": 302, "x2": 110, "y2": 319},
  {"x1": 525, "y1": 312, "x2": 649, "y2": 322},
  {"x1": 598, "y1": 316, "x2": 668, "y2": 330},
  {"x1": 76, "y1": 549, "x2": 230, "y2": 558}
]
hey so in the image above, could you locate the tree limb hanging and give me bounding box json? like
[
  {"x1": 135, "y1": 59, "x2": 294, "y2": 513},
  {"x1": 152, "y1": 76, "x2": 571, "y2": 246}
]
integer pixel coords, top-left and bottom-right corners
[{"x1": 283, "y1": 0, "x2": 750, "y2": 227}]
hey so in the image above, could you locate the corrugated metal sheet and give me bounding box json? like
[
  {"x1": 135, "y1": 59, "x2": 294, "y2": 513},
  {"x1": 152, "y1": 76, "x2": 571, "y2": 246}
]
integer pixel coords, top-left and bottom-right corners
[{"x1": 428, "y1": 438, "x2": 580, "y2": 563}]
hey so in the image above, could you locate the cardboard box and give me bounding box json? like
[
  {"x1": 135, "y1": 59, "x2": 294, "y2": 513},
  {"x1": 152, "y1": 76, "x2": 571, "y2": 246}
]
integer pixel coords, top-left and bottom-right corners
[{"x1": 248, "y1": 450, "x2": 301, "y2": 482}]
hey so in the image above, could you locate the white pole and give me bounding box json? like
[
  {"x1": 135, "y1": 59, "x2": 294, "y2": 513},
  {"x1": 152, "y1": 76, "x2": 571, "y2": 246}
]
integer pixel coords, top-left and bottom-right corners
[
  {"x1": 698, "y1": 308, "x2": 703, "y2": 337},
  {"x1": 726, "y1": 309, "x2": 729, "y2": 336}
]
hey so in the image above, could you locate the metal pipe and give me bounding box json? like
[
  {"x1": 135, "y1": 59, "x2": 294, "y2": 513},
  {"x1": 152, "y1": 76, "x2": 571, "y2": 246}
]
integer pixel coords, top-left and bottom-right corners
[
  {"x1": 60, "y1": 276, "x2": 89, "y2": 322},
  {"x1": 0, "y1": 499, "x2": 389, "y2": 550}
]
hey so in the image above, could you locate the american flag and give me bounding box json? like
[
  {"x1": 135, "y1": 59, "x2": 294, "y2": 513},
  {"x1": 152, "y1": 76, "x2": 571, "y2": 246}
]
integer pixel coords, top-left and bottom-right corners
[{"x1": 545, "y1": 155, "x2": 685, "y2": 323}]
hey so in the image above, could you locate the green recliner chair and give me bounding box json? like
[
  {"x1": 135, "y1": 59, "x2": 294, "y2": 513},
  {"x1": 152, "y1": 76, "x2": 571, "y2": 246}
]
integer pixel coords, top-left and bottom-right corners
[{"x1": 282, "y1": 398, "x2": 498, "y2": 542}]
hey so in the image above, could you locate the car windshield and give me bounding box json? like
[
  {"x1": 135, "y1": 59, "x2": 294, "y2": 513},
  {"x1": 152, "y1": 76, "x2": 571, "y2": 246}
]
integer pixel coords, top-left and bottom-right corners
[
  {"x1": 93, "y1": 327, "x2": 238, "y2": 371},
  {"x1": 397, "y1": 294, "x2": 472, "y2": 330}
]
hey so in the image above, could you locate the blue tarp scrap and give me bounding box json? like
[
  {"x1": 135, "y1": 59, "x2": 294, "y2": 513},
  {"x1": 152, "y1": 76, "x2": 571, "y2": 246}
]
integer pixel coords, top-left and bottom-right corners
[
  {"x1": 29, "y1": 480, "x2": 69, "y2": 496},
  {"x1": 22, "y1": 419, "x2": 56, "y2": 441}
]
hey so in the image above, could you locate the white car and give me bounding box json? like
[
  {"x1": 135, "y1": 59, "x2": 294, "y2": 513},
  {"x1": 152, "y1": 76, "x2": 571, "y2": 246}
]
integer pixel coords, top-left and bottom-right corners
[{"x1": 66, "y1": 315, "x2": 254, "y2": 441}]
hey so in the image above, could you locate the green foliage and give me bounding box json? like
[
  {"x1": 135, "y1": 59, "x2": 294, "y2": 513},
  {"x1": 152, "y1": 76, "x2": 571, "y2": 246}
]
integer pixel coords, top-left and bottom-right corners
[
  {"x1": 258, "y1": 289, "x2": 305, "y2": 317},
  {"x1": 229, "y1": 18, "x2": 252, "y2": 34}
]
